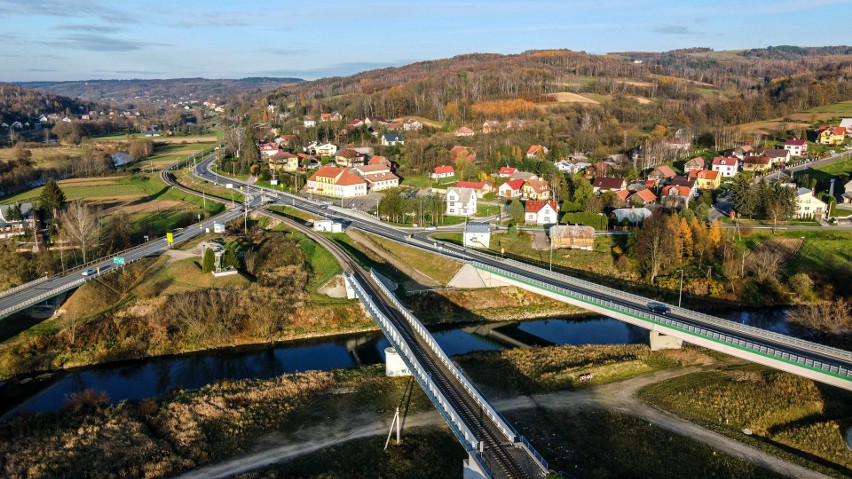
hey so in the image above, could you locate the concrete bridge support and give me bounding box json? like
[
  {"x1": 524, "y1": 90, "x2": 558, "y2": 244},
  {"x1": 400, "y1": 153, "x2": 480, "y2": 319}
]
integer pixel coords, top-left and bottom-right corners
[
  {"x1": 649, "y1": 330, "x2": 683, "y2": 351},
  {"x1": 385, "y1": 347, "x2": 411, "y2": 377},
  {"x1": 449, "y1": 264, "x2": 514, "y2": 289},
  {"x1": 463, "y1": 453, "x2": 489, "y2": 479}
]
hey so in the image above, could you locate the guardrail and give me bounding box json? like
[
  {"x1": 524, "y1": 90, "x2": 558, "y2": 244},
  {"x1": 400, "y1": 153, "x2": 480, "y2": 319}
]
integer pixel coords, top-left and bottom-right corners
[
  {"x1": 0, "y1": 276, "x2": 48, "y2": 300},
  {"x1": 0, "y1": 277, "x2": 86, "y2": 318},
  {"x1": 345, "y1": 273, "x2": 493, "y2": 476},
  {"x1": 472, "y1": 261, "x2": 851, "y2": 381},
  {"x1": 369, "y1": 269, "x2": 550, "y2": 473}
]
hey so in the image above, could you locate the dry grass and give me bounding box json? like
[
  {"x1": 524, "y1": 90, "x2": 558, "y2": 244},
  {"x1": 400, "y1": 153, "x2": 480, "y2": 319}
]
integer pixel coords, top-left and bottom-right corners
[
  {"x1": 360, "y1": 232, "x2": 461, "y2": 285},
  {"x1": 548, "y1": 92, "x2": 600, "y2": 104}
]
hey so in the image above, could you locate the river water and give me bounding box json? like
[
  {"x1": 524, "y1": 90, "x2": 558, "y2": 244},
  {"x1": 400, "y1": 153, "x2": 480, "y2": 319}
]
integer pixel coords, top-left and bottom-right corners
[{"x1": 0, "y1": 308, "x2": 791, "y2": 418}]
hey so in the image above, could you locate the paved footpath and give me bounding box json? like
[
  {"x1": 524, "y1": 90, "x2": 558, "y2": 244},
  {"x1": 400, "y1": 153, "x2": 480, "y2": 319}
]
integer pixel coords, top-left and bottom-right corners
[{"x1": 177, "y1": 367, "x2": 831, "y2": 479}]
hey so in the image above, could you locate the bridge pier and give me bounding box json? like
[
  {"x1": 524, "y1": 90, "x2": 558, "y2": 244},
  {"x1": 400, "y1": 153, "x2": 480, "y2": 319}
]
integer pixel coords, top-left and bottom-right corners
[
  {"x1": 385, "y1": 347, "x2": 411, "y2": 377},
  {"x1": 463, "y1": 452, "x2": 489, "y2": 479},
  {"x1": 343, "y1": 276, "x2": 356, "y2": 299},
  {"x1": 449, "y1": 264, "x2": 513, "y2": 289},
  {"x1": 649, "y1": 330, "x2": 683, "y2": 351}
]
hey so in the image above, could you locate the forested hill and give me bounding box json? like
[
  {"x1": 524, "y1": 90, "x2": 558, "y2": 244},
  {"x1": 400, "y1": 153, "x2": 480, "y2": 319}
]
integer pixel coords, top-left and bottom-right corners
[
  {"x1": 17, "y1": 77, "x2": 303, "y2": 108},
  {"x1": 0, "y1": 83, "x2": 96, "y2": 124},
  {"x1": 280, "y1": 47, "x2": 852, "y2": 132}
]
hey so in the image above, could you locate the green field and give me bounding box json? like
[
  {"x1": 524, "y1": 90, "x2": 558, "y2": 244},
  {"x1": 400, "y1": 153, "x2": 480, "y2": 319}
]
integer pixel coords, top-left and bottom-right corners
[
  {"x1": 1, "y1": 174, "x2": 170, "y2": 204},
  {"x1": 814, "y1": 156, "x2": 852, "y2": 177},
  {"x1": 805, "y1": 100, "x2": 852, "y2": 115}
]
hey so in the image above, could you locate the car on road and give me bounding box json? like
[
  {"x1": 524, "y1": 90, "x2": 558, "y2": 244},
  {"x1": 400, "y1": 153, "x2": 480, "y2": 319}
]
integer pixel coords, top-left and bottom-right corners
[
  {"x1": 424, "y1": 226, "x2": 437, "y2": 231},
  {"x1": 647, "y1": 302, "x2": 671, "y2": 315},
  {"x1": 82, "y1": 268, "x2": 96, "y2": 277}
]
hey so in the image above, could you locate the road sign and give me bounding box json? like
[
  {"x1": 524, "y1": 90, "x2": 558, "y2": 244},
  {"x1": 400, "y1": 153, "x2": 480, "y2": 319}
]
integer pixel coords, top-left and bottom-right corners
[
  {"x1": 270, "y1": 180, "x2": 278, "y2": 186},
  {"x1": 226, "y1": 183, "x2": 234, "y2": 189},
  {"x1": 166, "y1": 232, "x2": 174, "y2": 244},
  {"x1": 113, "y1": 257, "x2": 125, "y2": 265}
]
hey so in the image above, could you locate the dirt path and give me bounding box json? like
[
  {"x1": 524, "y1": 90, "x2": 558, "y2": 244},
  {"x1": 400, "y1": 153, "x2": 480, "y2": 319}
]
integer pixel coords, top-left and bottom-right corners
[{"x1": 175, "y1": 367, "x2": 829, "y2": 479}]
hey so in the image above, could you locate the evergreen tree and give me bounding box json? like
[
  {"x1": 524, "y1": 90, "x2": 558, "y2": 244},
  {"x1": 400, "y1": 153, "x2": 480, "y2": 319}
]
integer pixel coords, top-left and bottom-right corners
[
  {"x1": 202, "y1": 247, "x2": 215, "y2": 273},
  {"x1": 223, "y1": 246, "x2": 239, "y2": 270},
  {"x1": 39, "y1": 180, "x2": 67, "y2": 219}
]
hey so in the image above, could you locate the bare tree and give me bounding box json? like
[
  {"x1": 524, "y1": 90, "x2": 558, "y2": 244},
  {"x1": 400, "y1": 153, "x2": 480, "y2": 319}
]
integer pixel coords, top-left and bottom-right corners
[
  {"x1": 747, "y1": 248, "x2": 782, "y2": 283},
  {"x1": 58, "y1": 201, "x2": 101, "y2": 263},
  {"x1": 787, "y1": 299, "x2": 851, "y2": 336},
  {"x1": 636, "y1": 211, "x2": 679, "y2": 283}
]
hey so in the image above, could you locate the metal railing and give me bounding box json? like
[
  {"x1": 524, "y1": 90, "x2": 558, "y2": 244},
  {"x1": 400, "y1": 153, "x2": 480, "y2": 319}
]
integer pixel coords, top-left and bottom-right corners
[
  {"x1": 0, "y1": 276, "x2": 48, "y2": 299},
  {"x1": 345, "y1": 273, "x2": 492, "y2": 476},
  {"x1": 0, "y1": 278, "x2": 86, "y2": 318},
  {"x1": 370, "y1": 269, "x2": 550, "y2": 473},
  {"x1": 472, "y1": 261, "x2": 851, "y2": 381}
]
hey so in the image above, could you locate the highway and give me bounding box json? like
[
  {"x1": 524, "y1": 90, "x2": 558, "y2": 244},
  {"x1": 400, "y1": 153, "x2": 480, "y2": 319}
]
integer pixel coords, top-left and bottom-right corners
[{"x1": 189, "y1": 156, "x2": 852, "y2": 391}]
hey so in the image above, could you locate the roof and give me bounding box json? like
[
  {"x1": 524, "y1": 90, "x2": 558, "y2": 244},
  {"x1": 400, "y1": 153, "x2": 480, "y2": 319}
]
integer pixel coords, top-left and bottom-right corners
[
  {"x1": 592, "y1": 177, "x2": 625, "y2": 190},
  {"x1": 662, "y1": 185, "x2": 693, "y2": 197},
  {"x1": 336, "y1": 149, "x2": 362, "y2": 158},
  {"x1": 336, "y1": 171, "x2": 367, "y2": 186},
  {"x1": 447, "y1": 187, "x2": 474, "y2": 203},
  {"x1": 613, "y1": 207, "x2": 652, "y2": 223},
  {"x1": 354, "y1": 164, "x2": 391, "y2": 174},
  {"x1": 501, "y1": 179, "x2": 526, "y2": 190},
  {"x1": 309, "y1": 165, "x2": 344, "y2": 181},
  {"x1": 369, "y1": 155, "x2": 390, "y2": 165},
  {"x1": 383, "y1": 133, "x2": 404, "y2": 141},
  {"x1": 362, "y1": 172, "x2": 399, "y2": 184},
  {"x1": 744, "y1": 155, "x2": 770, "y2": 164},
  {"x1": 525, "y1": 200, "x2": 557, "y2": 213},
  {"x1": 465, "y1": 222, "x2": 490, "y2": 234},
  {"x1": 763, "y1": 148, "x2": 788, "y2": 159},
  {"x1": 524, "y1": 178, "x2": 550, "y2": 193},
  {"x1": 549, "y1": 225, "x2": 595, "y2": 240},
  {"x1": 797, "y1": 187, "x2": 814, "y2": 197},
  {"x1": 832, "y1": 127, "x2": 847, "y2": 136},
  {"x1": 712, "y1": 156, "x2": 738, "y2": 166},
  {"x1": 0, "y1": 202, "x2": 32, "y2": 223},
  {"x1": 527, "y1": 145, "x2": 546, "y2": 156},
  {"x1": 670, "y1": 176, "x2": 695, "y2": 187},
  {"x1": 695, "y1": 170, "x2": 719, "y2": 180},
  {"x1": 631, "y1": 189, "x2": 657, "y2": 202},
  {"x1": 686, "y1": 157, "x2": 706, "y2": 166},
  {"x1": 433, "y1": 165, "x2": 455, "y2": 174},
  {"x1": 615, "y1": 189, "x2": 630, "y2": 200},
  {"x1": 498, "y1": 166, "x2": 517, "y2": 175},
  {"x1": 652, "y1": 165, "x2": 677, "y2": 178},
  {"x1": 455, "y1": 126, "x2": 474, "y2": 134},
  {"x1": 784, "y1": 139, "x2": 806, "y2": 146},
  {"x1": 457, "y1": 181, "x2": 490, "y2": 189}
]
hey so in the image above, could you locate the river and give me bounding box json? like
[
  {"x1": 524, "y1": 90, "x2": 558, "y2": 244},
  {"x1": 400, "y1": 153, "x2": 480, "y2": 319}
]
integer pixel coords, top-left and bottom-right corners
[{"x1": 0, "y1": 308, "x2": 791, "y2": 418}]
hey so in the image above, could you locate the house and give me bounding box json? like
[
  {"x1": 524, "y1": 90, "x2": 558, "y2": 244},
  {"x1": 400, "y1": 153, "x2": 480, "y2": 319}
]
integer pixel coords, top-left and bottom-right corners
[
  {"x1": 259, "y1": 142, "x2": 280, "y2": 157},
  {"x1": 670, "y1": 176, "x2": 698, "y2": 197},
  {"x1": 352, "y1": 164, "x2": 399, "y2": 192},
  {"x1": 385, "y1": 120, "x2": 403, "y2": 131},
  {"x1": 403, "y1": 119, "x2": 423, "y2": 131},
  {"x1": 275, "y1": 135, "x2": 298, "y2": 147},
  {"x1": 526, "y1": 145, "x2": 548, "y2": 159},
  {"x1": 763, "y1": 148, "x2": 791, "y2": 165},
  {"x1": 431, "y1": 165, "x2": 455, "y2": 179},
  {"x1": 497, "y1": 166, "x2": 517, "y2": 178},
  {"x1": 482, "y1": 120, "x2": 501, "y2": 134},
  {"x1": 335, "y1": 148, "x2": 367, "y2": 167},
  {"x1": 841, "y1": 179, "x2": 852, "y2": 204},
  {"x1": 498, "y1": 178, "x2": 525, "y2": 199},
  {"x1": 711, "y1": 156, "x2": 738, "y2": 177},
  {"x1": 268, "y1": 151, "x2": 299, "y2": 172},
  {"x1": 549, "y1": 225, "x2": 595, "y2": 250},
  {"x1": 614, "y1": 189, "x2": 630, "y2": 206},
  {"x1": 463, "y1": 222, "x2": 491, "y2": 248},
  {"x1": 592, "y1": 177, "x2": 627, "y2": 195},
  {"x1": 817, "y1": 127, "x2": 846, "y2": 145},
  {"x1": 454, "y1": 126, "x2": 475, "y2": 137},
  {"x1": 628, "y1": 189, "x2": 657, "y2": 206},
  {"x1": 510, "y1": 170, "x2": 538, "y2": 181},
  {"x1": 350, "y1": 119, "x2": 364, "y2": 128},
  {"x1": 606, "y1": 154, "x2": 630, "y2": 169},
  {"x1": 368, "y1": 155, "x2": 391, "y2": 167},
  {"x1": 305, "y1": 165, "x2": 367, "y2": 198},
  {"x1": 742, "y1": 155, "x2": 772, "y2": 172},
  {"x1": 584, "y1": 161, "x2": 611, "y2": 179},
  {"x1": 320, "y1": 112, "x2": 342, "y2": 122},
  {"x1": 661, "y1": 185, "x2": 693, "y2": 207},
  {"x1": 684, "y1": 157, "x2": 706, "y2": 174},
  {"x1": 794, "y1": 187, "x2": 827, "y2": 219},
  {"x1": 304, "y1": 142, "x2": 338, "y2": 157},
  {"x1": 690, "y1": 169, "x2": 721, "y2": 190},
  {"x1": 522, "y1": 178, "x2": 551, "y2": 201},
  {"x1": 365, "y1": 116, "x2": 387, "y2": 127},
  {"x1": 524, "y1": 200, "x2": 558, "y2": 225},
  {"x1": 456, "y1": 181, "x2": 494, "y2": 198},
  {"x1": 303, "y1": 117, "x2": 316, "y2": 128},
  {"x1": 449, "y1": 145, "x2": 476, "y2": 162},
  {"x1": 784, "y1": 139, "x2": 808, "y2": 157},
  {"x1": 648, "y1": 165, "x2": 676, "y2": 185},
  {"x1": 381, "y1": 133, "x2": 404, "y2": 146},
  {"x1": 506, "y1": 119, "x2": 527, "y2": 130},
  {"x1": 0, "y1": 202, "x2": 33, "y2": 232},
  {"x1": 446, "y1": 187, "x2": 477, "y2": 217}
]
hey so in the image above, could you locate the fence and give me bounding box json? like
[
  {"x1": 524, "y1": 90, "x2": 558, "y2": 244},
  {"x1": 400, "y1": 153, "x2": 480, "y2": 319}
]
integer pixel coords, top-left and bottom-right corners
[
  {"x1": 345, "y1": 272, "x2": 491, "y2": 477},
  {"x1": 0, "y1": 278, "x2": 86, "y2": 318},
  {"x1": 369, "y1": 269, "x2": 550, "y2": 473},
  {"x1": 0, "y1": 276, "x2": 48, "y2": 300}
]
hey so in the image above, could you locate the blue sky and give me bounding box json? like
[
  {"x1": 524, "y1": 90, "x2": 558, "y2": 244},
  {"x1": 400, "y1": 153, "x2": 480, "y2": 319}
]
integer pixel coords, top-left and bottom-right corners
[{"x1": 1, "y1": 0, "x2": 851, "y2": 82}]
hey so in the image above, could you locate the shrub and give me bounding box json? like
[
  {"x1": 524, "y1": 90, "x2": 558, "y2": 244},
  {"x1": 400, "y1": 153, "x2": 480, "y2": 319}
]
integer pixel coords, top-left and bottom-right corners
[{"x1": 64, "y1": 389, "x2": 110, "y2": 412}]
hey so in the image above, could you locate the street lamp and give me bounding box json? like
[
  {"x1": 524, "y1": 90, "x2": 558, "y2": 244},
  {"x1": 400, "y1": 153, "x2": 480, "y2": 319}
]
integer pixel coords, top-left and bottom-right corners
[
  {"x1": 549, "y1": 233, "x2": 553, "y2": 271},
  {"x1": 677, "y1": 269, "x2": 684, "y2": 307}
]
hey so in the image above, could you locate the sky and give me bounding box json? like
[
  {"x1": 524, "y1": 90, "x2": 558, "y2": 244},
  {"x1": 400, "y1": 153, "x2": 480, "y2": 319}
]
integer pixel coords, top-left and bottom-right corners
[{"x1": 1, "y1": 0, "x2": 851, "y2": 82}]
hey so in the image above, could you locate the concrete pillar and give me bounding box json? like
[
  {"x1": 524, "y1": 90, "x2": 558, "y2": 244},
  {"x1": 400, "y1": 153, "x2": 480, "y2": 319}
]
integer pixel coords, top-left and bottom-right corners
[
  {"x1": 343, "y1": 276, "x2": 356, "y2": 299},
  {"x1": 649, "y1": 330, "x2": 683, "y2": 351},
  {"x1": 463, "y1": 453, "x2": 489, "y2": 479},
  {"x1": 385, "y1": 347, "x2": 411, "y2": 377}
]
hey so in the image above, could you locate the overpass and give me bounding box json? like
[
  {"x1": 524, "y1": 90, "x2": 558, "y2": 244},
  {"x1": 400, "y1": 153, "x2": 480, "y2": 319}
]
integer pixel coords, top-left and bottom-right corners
[{"x1": 185, "y1": 157, "x2": 852, "y2": 392}]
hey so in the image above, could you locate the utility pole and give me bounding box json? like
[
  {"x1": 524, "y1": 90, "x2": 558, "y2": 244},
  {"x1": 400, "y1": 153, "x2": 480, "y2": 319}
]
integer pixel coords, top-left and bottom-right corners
[
  {"x1": 549, "y1": 232, "x2": 553, "y2": 271},
  {"x1": 677, "y1": 269, "x2": 684, "y2": 307}
]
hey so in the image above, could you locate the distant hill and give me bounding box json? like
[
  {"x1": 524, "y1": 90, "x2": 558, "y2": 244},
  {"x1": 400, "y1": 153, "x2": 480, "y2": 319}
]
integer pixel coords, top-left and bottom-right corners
[
  {"x1": 0, "y1": 83, "x2": 97, "y2": 124},
  {"x1": 17, "y1": 77, "x2": 303, "y2": 108}
]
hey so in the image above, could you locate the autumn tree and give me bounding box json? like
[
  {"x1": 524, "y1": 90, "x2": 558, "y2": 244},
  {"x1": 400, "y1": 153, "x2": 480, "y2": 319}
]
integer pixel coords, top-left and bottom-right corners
[
  {"x1": 635, "y1": 210, "x2": 679, "y2": 283},
  {"x1": 58, "y1": 202, "x2": 101, "y2": 263},
  {"x1": 678, "y1": 217, "x2": 693, "y2": 260},
  {"x1": 508, "y1": 199, "x2": 524, "y2": 224}
]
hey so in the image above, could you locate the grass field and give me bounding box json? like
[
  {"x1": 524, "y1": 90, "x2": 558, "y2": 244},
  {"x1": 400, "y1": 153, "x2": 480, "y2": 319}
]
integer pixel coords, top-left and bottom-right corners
[
  {"x1": 638, "y1": 364, "x2": 852, "y2": 478},
  {"x1": 1, "y1": 173, "x2": 170, "y2": 204},
  {"x1": 361, "y1": 232, "x2": 461, "y2": 285},
  {"x1": 814, "y1": 157, "x2": 852, "y2": 177},
  {"x1": 135, "y1": 257, "x2": 250, "y2": 297},
  {"x1": 806, "y1": 100, "x2": 852, "y2": 115}
]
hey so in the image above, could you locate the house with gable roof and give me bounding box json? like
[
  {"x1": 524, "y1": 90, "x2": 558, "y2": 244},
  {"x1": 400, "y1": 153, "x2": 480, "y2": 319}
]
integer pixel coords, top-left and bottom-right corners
[
  {"x1": 305, "y1": 165, "x2": 367, "y2": 198},
  {"x1": 684, "y1": 157, "x2": 706, "y2": 173},
  {"x1": 784, "y1": 139, "x2": 808, "y2": 158},
  {"x1": 526, "y1": 145, "x2": 548, "y2": 159},
  {"x1": 524, "y1": 200, "x2": 558, "y2": 225},
  {"x1": 431, "y1": 165, "x2": 455, "y2": 179},
  {"x1": 498, "y1": 178, "x2": 525, "y2": 199},
  {"x1": 522, "y1": 178, "x2": 551, "y2": 201},
  {"x1": 711, "y1": 156, "x2": 739, "y2": 177},
  {"x1": 446, "y1": 187, "x2": 477, "y2": 216}
]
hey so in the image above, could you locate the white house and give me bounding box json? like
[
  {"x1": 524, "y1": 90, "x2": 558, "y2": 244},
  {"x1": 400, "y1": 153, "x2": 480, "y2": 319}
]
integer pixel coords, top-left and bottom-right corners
[
  {"x1": 352, "y1": 164, "x2": 399, "y2": 192},
  {"x1": 446, "y1": 187, "x2": 477, "y2": 217},
  {"x1": 304, "y1": 142, "x2": 338, "y2": 157},
  {"x1": 463, "y1": 222, "x2": 491, "y2": 248},
  {"x1": 313, "y1": 220, "x2": 343, "y2": 233},
  {"x1": 711, "y1": 156, "x2": 738, "y2": 177},
  {"x1": 498, "y1": 179, "x2": 525, "y2": 199},
  {"x1": 0, "y1": 202, "x2": 32, "y2": 232},
  {"x1": 381, "y1": 133, "x2": 404, "y2": 146},
  {"x1": 403, "y1": 119, "x2": 423, "y2": 131},
  {"x1": 842, "y1": 179, "x2": 852, "y2": 204},
  {"x1": 524, "y1": 200, "x2": 558, "y2": 225},
  {"x1": 784, "y1": 139, "x2": 808, "y2": 158},
  {"x1": 303, "y1": 117, "x2": 316, "y2": 128},
  {"x1": 431, "y1": 165, "x2": 455, "y2": 179},
  {"x1": 794, "y1": 187, "x2": 827, "y2": 219}
]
